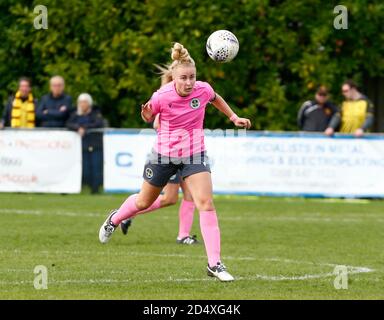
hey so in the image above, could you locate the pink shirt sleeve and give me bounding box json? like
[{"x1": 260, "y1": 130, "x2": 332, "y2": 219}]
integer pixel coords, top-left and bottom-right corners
[
  {"x1": 150, "y1": 92, "x2": 161, "y2": 115},
  {"x1": 203, "y1": 82, "x2": 216, "y2": 102}
]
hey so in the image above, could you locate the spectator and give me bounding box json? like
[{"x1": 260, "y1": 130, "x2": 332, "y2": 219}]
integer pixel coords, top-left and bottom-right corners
[
  {"x1": 297, "y1": 85, "x2": 340, "y2": 136},
  {"x1": 340, "y1": 79, "x2": 374, "y2": 137},
  {"x1": 0, "y1": 77, "x2": 37, "y2": 129},
  {"x1": 67, "y1": 93, "x2": 104, "y2": 194},
  {"x1": 36, "y1": 75, "x2": 72, "y2": 127}
]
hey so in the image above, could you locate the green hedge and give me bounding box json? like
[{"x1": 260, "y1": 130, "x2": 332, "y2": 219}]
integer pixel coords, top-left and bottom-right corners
[{"x1": 1, "y1": 0, "x2": 383, "y2": 129}]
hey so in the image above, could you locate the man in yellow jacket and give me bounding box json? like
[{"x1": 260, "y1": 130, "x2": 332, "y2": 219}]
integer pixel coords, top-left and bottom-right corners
[
  {"x1": 340, "y1": 79, "x2": 374, "y2": 137},
  {"x1": 0, "y1": 77, "x2": 37, "y2": 129}
]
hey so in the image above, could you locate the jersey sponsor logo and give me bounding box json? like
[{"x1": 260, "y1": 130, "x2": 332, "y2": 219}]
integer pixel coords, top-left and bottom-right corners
[
  {"x1": 145, "y1": 168, "x2": 154, "y2": 179},
  {"x1": 190, "y1": 98, "x2": 201, "y2": 109}
]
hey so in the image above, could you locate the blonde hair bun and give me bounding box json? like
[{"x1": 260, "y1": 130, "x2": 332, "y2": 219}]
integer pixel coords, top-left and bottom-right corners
[
  {"x1": 171, "y1": 43, "x2": 190, "y2": 62},
  {"x1": 155, "y1": 43, "x2": 195, "y2": 87}
]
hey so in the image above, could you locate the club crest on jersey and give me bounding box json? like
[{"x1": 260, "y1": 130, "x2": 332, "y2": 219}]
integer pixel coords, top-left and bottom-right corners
[
  {"x1": 190, "y1": 98, "x2": 200, "y2": 109},
  {"x1": 145, "y1": 168, "x2": 154, "y2": 179}
]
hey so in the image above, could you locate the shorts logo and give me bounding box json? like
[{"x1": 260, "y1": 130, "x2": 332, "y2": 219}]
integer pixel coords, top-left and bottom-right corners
[
  {"x1": 145, "y1": 168, "x2": 154, "y2": 179},
  {"x1": 169, "y1": 174, "x2": 176, "y2": 180},
  {"x1": 190, "y1": 98, "x2": 200, "y2": 109}
]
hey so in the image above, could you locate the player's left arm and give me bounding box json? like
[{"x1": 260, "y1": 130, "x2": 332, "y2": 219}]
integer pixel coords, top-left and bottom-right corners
[{"x1": 211, "y1": 93, "x2": 251, "y2": 129}]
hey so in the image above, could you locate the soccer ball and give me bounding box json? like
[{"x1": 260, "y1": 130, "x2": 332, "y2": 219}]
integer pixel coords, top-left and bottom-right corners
[{"x1": 206, "y1": 30, "x2": 239, "y2": 63}]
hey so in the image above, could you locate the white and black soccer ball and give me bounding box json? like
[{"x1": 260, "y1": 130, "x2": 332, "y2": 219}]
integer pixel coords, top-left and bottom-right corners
[{"x1": 206, "y1": 30, "x2": 239, "y2": 63}]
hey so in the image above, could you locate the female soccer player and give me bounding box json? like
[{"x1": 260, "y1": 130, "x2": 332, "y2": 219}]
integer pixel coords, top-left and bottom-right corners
[
  {"x1": 121, "y1": 80, "x2": 199, "y2": 245},
  {"x1": 99, "y1": 43, "x2": 251, "y2": 281}
]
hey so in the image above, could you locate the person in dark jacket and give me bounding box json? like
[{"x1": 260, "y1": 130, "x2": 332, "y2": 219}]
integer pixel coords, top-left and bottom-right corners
[
  {"x1": 36, "y1": 75, "x2": 72, "y2": 127},
  {"x1": 0, "y1": 77, "x2": 37, "y2": 129},
  {"x1": 67, "y1": 93, "x2": 104, "y2": 194},
  {"x1": 297, "y1": 85, "x2": 340, "y2": 136}
]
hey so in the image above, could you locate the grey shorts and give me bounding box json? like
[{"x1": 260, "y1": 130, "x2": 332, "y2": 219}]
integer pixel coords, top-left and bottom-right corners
[
  {"x1": 168, "y1": 170, "x2": 181, "y2": 184},
  {"x1": 143, "y1": 150, "x2": 211, "y2": 188}
]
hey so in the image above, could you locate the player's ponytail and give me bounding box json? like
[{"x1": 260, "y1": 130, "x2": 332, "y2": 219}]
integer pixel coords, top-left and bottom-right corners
[
  {"x1": 155, "y1": 43, "x2": 196, "y2": 87},
  {"x1": 154, "y1": 64, "x2": 173, "y2": 87}
]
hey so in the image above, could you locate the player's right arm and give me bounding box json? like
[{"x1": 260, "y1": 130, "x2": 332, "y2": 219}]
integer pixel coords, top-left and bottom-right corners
[
  {"x1": 141, "y1": 92, "x2": 161, "y2": 123},
  {"x1": 141, "y1": 101, "x2": 155, "y2": 123}
]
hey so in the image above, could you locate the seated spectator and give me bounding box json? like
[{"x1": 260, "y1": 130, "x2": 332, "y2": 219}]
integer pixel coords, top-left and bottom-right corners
[
  {"x1": 36, "y1": 75, "x2": 72, "y2": 127},
  {"x1": 297, "y1": 86, "x2": 340, "y2": 136},
  {"x1": 67, "y1": 93, "x2": 104, "y2": 194},
  {"x1": 0, "y1": 77, "x2": 37, "y2": 129},
  {"x1": 340, "y1": 79, "x2": 374, "y2": 137}
]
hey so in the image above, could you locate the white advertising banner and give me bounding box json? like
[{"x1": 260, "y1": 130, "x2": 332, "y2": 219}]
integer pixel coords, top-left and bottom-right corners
[
  {"x1": 103, "y1": 131, "x2": 384, "y2": 198},
  {"x1": 206, "y1": 133, "x2": 384, "y2": 197},
  {"x1": 103, "y1": 130, "x2": 156, "y2": 192},
  {"x1": 0, "y1": 130, "x2": 82, "y2": 193}
]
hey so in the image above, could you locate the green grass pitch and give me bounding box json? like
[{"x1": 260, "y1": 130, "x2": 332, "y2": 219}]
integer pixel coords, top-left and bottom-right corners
[{"x1": 0, "y1": 193, "x2": 383, "y2": 299}]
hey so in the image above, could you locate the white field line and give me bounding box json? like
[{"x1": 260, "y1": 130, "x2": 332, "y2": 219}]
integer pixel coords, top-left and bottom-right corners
[
  {"x1": 0, "y1": 249, "x2": 378, "y2": 274},
  {"x1": 0, "y1": 209, "x2": 377, "y2": 283},
  {"x1": 0, "y1": 271, "x2": 371, "y2": 285},
  {"x1": 0, "y1": 277, "x2": 325, "y2": 285},
  {"x1": 0, "y1": 209, "x2": 101, "y2": 217},
  {"x1": 0, "y1": 208, "x2": 383, "y2": 223},
  {"x1": 0, "y1": 251, "x2": 374, "y2": 284},
  {"x1": 0, "y1": 248, "x2": 376, "y2": 272}
]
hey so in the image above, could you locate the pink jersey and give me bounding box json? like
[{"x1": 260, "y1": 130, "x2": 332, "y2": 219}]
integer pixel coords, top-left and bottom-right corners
[{"x1": 150, "y1": 80, "x2": 215, "y2": 157}]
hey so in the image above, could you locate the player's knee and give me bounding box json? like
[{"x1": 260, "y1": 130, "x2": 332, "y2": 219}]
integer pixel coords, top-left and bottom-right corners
[
  {"x1": 135, "y1": 198, "x2": 152, "y2": 211},
  {"x1": 162, "y1": 194, "x2": 178, "y2": 206},
  {"x1": 195, "y1": 197, "x2": 214, "y2": 211},
  {"x1": 183, "y1": 193, "x2": 193, "y2": 202}
]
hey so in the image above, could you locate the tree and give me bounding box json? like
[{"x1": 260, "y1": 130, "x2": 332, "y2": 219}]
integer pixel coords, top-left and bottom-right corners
[{"x1": 1, "y1": 0, "x2": 383, "y2": 130}]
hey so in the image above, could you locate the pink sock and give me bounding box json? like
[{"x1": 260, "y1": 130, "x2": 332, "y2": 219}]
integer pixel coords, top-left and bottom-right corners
[
  {"x1": 177, "y1": 199, "x2": 195, "y2": 239},
  {"x1": 111, "y1": 194, "x2": 139, "y2": 225},
  {"x1": 199, "y1": 210, "x2": 221, "y2": 267},
  {"x1": 111, "y1": 194, "x2": 162, "y2": 225},
  {"x1": 136, "y1": 196, "x2": 161, "y2": 215}
]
